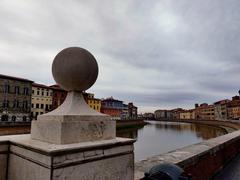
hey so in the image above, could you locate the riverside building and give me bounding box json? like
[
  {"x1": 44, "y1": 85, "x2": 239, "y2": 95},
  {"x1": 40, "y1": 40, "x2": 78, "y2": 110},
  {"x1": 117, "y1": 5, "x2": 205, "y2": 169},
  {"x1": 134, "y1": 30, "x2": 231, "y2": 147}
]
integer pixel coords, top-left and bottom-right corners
[
  {"x1": 214, "y1": 99, "x2": 230, "y2": 120},
  {"x1": 101, "y1": 97, "x2": 123, "y2": 120},
  {"x1": 128, "y1": 102, "x2": 138, "y2": 120},
  {"x1": 227, "y1": 96, "x2": 240, "y2": 120},
  {"x1": 31, "y1": 83, "x2": 53, "y2": 119},
  {"x1": 154, "y1": 109, "x2": 173, "y2": 120},
  {"x1": 50, "y1": 84, "x2": 67, "y2": 110},
  {"x1": 180, "y1": 109, "x2": 195, "y2": 120},
  {"x1": 83, "y1": 92, "x2": 101, "y2": 112},
  {"x1": 0, "y1": 74, "x2": 33, "y2": 122}
]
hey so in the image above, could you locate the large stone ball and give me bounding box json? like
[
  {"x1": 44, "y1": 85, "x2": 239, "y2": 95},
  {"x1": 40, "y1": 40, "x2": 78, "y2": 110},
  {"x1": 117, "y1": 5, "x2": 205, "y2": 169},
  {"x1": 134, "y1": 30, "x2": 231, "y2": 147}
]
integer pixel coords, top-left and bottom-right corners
[{"x1": 52, "y1": 47, "x2": 98, "y2": 92}]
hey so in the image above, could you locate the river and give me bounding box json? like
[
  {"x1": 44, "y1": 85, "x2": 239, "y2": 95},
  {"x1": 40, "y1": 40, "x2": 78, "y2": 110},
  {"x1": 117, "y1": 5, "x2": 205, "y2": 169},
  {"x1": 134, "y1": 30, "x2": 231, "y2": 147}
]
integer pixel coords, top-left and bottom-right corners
[
  {"x1": 117, "y1": 121, "x2": 226, "y2": 161},
  {"x1": 0, "y1": 121, "x2": 227, "y2": 161}
]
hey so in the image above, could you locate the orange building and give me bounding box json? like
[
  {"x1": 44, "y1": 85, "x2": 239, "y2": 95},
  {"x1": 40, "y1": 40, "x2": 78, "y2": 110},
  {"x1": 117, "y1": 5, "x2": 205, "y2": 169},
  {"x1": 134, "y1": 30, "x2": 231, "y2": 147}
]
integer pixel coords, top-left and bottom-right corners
[
  {"x1": 195, "y1": 103, "x2": 214, "y2": 120},
  {"x1": 50, "y1": 85, "x2": 67, "y2": 110},
  {"x1": 100, "y1": 97, "x2": 123, "y2": 120},
  {"x1": 201, "y1": 104, "x2": 215, "y2": 120},
  {"x1": 227, "y1": 96, "x2": 240, "y2": 120},
  {"x1": 83, "y1": 92, "x2": 101, "y2": 112}
]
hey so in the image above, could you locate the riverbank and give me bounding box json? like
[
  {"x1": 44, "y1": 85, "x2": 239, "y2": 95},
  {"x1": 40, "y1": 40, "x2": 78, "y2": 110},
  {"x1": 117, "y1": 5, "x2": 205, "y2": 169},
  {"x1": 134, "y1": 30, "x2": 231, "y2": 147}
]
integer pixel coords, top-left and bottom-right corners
[
  {"x1": 153, "y1": 119, "x2": 240, "y2": 133},
  {"x1": 116, "y1": 119, "x2": 148, "y2": 129}
]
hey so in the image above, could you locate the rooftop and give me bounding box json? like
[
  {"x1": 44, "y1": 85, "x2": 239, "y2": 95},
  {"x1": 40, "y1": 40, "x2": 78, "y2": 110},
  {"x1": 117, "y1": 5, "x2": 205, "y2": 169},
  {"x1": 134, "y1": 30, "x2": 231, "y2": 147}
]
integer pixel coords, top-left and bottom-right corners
[{"x1": 0, "y1": 74, "x2": 33, "y2": 83}]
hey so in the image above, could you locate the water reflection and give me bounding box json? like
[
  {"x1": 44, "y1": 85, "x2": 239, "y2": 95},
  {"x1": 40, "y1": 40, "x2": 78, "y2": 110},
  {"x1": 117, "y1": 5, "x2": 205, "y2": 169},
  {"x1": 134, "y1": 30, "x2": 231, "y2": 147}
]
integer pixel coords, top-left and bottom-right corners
[{"x1": 117, "y1": 121, "x2": 226, "y2": 161}]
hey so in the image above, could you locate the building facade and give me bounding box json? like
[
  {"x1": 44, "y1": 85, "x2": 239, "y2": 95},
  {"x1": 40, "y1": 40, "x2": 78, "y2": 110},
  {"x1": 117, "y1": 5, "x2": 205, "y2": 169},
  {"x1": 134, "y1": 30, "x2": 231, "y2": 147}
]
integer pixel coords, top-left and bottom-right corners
[
  {"x1": 31, "y1": 83, "x2": 53, "y2": 119},
  {"x1": 180, "y1": 110, "x2": 195, "y2": 120},
  {"x1": 171, "y1": 108, "x2": 184, "y2": 120},
  {"x1": 143, "y1": 113, "x2": 155, "y2": 120},
  {"x1": 201, "y1": 104, "x2": 215, "y2": 120},
  {"x1": 214, "y1": 99, "x2": 230, "y2": 120},
  {"x1": 83, "y1": 92, "x2": 101, "y2": 112},
  {"x1": 128, "y1": 102, "x2": 138, "y2": 120},
  {"x1": 101, "y1": 97, "x2": 123, "y2": 120},
  {"x1": 121, "y1": 104, "x2": 129, "y2": 120},
  {"x1": 50, "y1": 85, "x2": 67, "y2": 110},
  {"x1": 227, "y1": 96, "x2": 240, "y2": 120},
  {"x1": 154, "y1": 109, "x2": 173, "y2": 120},
  {"x1": 0, "y1": 74, "x2": 33, "y2": 122}
]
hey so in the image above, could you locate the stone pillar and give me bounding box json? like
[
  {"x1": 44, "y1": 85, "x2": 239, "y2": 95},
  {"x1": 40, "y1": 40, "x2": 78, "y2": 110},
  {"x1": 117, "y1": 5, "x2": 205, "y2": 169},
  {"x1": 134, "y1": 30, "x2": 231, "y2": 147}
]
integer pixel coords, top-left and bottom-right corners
[{"x1": 7, "y1": 47, "x2": 135, "y2": 180}]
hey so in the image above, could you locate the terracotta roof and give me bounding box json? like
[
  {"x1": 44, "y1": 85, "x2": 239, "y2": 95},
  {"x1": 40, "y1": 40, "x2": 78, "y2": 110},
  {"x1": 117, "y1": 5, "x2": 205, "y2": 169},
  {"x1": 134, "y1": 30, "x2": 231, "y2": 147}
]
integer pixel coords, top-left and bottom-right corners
[
  {"x1": 214, "y1": 99, "x2": 230, "y2": 105},
  {"x1": 33, "y1": 83, "x2": 52, "y2": 89},
  {"x1": 0, "y1": 74, "x2": 33, "y2": 83},
  {"x1": 49, "y1": 84, "x2": 66, "y2": 91}
]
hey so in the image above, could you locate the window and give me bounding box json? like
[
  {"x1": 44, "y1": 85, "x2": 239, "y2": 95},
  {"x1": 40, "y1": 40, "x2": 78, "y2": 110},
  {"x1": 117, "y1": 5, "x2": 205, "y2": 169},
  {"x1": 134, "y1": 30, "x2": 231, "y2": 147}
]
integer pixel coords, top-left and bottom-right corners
[
  {"x1": 37, "y1": 91, "x2": 40, "y2": 95},
  {"x1": 1, "y1": 115, "x2": 8, "y2": 122},
  {"x1": 12, "y1": 116, "x2": 16, "y2": 122},
  {"x1": 23, "y1": 88, "x2": 29, "y2": 95},
  {"x1": 22, "y1": 101, "x2": 28, "y2": 110},
  {"x1": 45, "y1": 104, "x2": 49, "y2": 111},
  {"x1": 46, "y1": 92, "x2": 49, "y2": 96},
  {"x1": 36, "y1": 104, "x2": 39, "y2": 108},
  {"x1": 3, "y1": 100, "x2": 9, "y2": 108},
  {"x1": 32, "y1": 90, "x2": 34, "y2": 94},
  {"x1": 13, "y1": 100, "x2": 18, "y2": 108},
  {"x1": 15, "y1": 86, "x2": 20, "y2": 94},
  {"x1": 41, "y1": 104, "x2": 44, "y2": 109},
  {"x1": 4, "y1": 84, "x2": 10, "y2": 93},
  {"x1": 22, "y1": 116, "x2": 27, "y2": 122},
  {"x1": 32, "y1": 104, "x2": 34, "y2": 108},
  {"x1": 42, "y1": 91, "x2": 44, "y2": 96}
]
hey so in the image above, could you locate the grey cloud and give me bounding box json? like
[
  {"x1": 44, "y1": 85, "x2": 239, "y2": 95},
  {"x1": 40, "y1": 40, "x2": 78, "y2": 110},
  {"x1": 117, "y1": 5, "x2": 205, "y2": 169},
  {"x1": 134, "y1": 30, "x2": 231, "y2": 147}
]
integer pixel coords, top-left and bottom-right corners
[{"x1": 0, "y1": 0, "x2": 239, "y2": 112}]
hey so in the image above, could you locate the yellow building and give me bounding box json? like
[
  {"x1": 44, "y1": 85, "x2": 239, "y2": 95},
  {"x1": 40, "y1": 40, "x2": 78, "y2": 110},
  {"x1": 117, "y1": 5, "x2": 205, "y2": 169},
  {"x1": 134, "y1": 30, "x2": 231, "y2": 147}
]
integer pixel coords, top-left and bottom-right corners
[
  {"x1": 31, "y1": 83, "x2": 53, "y2": 119},
  {"x1": 83, "y1": 92, "x2": 101, "y2": 112},
  {"x1": 180, "y1": 110, "x2": 195, "y2": 120}
]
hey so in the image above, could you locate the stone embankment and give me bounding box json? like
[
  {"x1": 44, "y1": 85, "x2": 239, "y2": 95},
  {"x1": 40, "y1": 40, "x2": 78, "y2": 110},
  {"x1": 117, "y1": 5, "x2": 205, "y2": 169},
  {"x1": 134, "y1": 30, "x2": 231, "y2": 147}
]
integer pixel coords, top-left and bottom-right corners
[
  {"x1": 116, "y1": 120, "x2": 147, "y2": 129},
  {"x1": 135, "y1": 120, "x2": 240, "y2": 180},
  {"x1": 153, "y1": 119, "x2": 240, "y2": 132}
]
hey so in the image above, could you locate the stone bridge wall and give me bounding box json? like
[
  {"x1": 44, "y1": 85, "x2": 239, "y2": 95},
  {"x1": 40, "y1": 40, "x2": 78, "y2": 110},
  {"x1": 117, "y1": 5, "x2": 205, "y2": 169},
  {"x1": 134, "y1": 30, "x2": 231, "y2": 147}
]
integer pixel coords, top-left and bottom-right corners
[{"x1": 135, "y1": 130, "x2": 240, "y2": 180}]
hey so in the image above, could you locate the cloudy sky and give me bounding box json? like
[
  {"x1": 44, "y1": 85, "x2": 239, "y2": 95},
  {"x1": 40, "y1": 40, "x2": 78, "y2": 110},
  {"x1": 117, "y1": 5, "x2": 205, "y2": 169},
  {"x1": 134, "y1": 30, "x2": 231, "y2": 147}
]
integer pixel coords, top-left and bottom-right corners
[{"x1": 0, "y1": 0, "x2": 239, "y2": 112}]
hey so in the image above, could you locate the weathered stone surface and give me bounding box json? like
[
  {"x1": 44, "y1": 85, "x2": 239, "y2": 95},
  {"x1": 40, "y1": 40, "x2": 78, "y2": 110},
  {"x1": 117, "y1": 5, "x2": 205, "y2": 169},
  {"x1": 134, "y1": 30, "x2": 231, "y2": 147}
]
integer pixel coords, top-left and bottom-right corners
[
  {"x1": 0, "y1": 154, "x2": 7, "y2": 180},
  {"x1": 52, "y1": 154, "x2": 134, "y2": 180},
  {"x1": 52, "y1": 47, "x2": 98, "y2": 92},
  {"x1": 10, "y1": 145, "x2": 51, "y2": 166},
  {"x1": 8, "y1": 154, "x2": 51, "y2": 180},
  {"x1": 3, "y1": 135, "x2": 135, "y2": 180},
  {"x1": 31, "y1": 116, "x2": 116, "y2": 144}
]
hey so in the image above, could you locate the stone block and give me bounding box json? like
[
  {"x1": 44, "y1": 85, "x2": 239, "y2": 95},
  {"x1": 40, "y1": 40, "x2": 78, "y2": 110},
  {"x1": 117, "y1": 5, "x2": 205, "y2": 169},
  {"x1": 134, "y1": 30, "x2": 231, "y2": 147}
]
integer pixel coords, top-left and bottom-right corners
[
  {"x1": 52, "y1": 154, "x2": 134, "y2": 180},
  {"x1": 0, "y1": 154, "x2": 7, "y2": 180},
  {"x1": 31, "y1": 115, "x2": 116, "y2": 144},
  {"x1": 7, "y1": 135, "x2": 135, "y2": 180},
  {"x1": 8, "y1": 154, "x2": 51, "y2": 180}
]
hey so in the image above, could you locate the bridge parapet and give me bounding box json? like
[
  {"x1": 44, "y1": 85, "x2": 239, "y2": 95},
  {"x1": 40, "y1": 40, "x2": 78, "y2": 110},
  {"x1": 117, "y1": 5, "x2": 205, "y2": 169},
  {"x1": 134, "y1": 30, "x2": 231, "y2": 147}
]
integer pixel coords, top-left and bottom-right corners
[{"x1": 135, "y1": 129, "x2": 240, "y2": 180}]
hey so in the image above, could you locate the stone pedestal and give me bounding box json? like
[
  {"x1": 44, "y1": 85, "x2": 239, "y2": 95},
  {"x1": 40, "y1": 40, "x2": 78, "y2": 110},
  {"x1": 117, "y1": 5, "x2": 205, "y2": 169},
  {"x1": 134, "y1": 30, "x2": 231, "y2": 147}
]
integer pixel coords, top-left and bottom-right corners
[
  {"x1": 31, "y1": 92, "x2": 116, "y2": 144},
  {"x1": 25, "y1": 47, "x2": 136, "y2": 180},
  {"x1": 7, "y1": 135, "x2": 135, "y2": 180}
]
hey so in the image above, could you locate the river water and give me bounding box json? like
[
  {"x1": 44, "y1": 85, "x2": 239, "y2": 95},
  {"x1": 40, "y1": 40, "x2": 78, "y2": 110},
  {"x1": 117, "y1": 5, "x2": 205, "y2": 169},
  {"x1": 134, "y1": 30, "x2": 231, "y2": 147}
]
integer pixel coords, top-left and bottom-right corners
[
  {"x1": 0, "y1": 121, "x2": 226, "y2": 162},
  {"x1": 117, "y1": 121, "x2": 227, "y2": 161}
]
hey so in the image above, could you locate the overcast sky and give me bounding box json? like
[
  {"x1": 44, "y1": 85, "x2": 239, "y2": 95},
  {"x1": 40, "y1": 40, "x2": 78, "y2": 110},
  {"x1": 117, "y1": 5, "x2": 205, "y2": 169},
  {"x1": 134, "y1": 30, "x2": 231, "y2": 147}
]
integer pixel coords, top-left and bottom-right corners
[{"x1": 0, "y1": 0, "x2": 239, "y2": 113}]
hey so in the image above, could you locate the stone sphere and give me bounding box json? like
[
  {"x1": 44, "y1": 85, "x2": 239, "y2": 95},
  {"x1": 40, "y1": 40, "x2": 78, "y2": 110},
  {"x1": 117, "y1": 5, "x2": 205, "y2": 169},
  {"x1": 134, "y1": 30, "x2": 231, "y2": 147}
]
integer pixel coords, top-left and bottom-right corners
[{"x1": 52, "y1": 47, "x2": 98, "y2": 92}]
